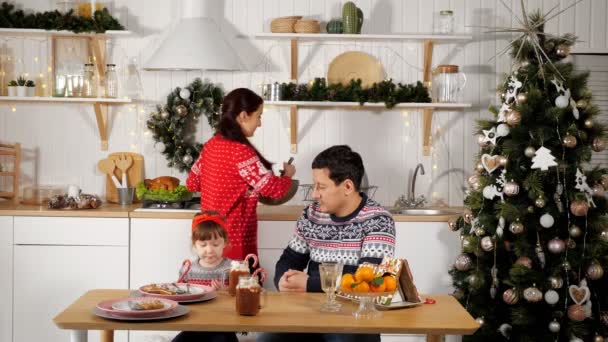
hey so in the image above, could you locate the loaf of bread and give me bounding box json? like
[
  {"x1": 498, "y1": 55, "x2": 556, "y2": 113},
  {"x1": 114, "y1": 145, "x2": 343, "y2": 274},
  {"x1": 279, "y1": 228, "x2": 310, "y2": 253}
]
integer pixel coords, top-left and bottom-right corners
[{"x1": 144, "y1": 176, "x2": 180, "y2": 191}]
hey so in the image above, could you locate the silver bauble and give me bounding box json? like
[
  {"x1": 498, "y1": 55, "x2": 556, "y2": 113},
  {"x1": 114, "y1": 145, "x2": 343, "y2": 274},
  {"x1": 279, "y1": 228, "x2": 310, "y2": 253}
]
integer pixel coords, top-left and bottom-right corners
[
  {"x1": 155, "y1": 142, "x2": 166, "y2": 153},
  {"x1": 524, "y1": 286, "x2": 543, "y2": 302},
  {"x1": 506, "y1": 110, "x2": 522, "y2": 126},
  {"x1": 176, "y1": 105, "x2": 188, "y2": 117},
  {"x1": 548, "y1": 320, "x2": 560, "y2": 333},
  {"x1": 556, "y1": 44, "x2": 571, "y2": 57},
  {"x1": 569, "y1": 225, "x2": 582, "y2": 238},
  {"x1": 502, "y1": 288, "x2": 519, "y2": 305},
  {"x1": 468, "y1": 174, "x2": 481, "y2": 191},
  {"x1": 535, "y1": 197, "x2": 546, "y2": 208},
  {"x1": 498, "y1": 155, "x2": 509, "y2": 167},
  {"x1": 510, "y1": 221, "x2": 525, "y2": 234},
  {"x1": 540, "y1": 213, "x2": 555, "y2": 228},
  {"x1": 516, "y1": 93, "x2": 528, "y2": 104},
  {"x1": 587, "y1": 263, "x2": 605, "y2": 280},
  {"x1": 515, "y1": 256, "x2": 533, "y2": 269},
  {"x1": 474, "y1": 227, "x2": 486, "y2": 237},
  {"x1": 477, "y1": 134, "x2": 489, "y2": 147},
  {"x1": 454, "y1": 254, "x2": 473, "y2": 271},
  {"x1": 182, "y1": 154, "x2": 193, "y2": 165},
  {"x1": 481, "y1": 236, "x2": 494, "y2": 251},
  {"x1": 504, "y1": 181, "x2": 519, "y2": 196},
  {"x1": 475, "y1": 317, "x2": 485, "y2": 326},
  {"x1": 496, "y1": 123, "x2": 510, "y2": 137},
  {"x1": 556, "y1": 95, "x2": 569, "y2": 108},
  {"x1": 593, "y1": 184, "x2": 606, "y2": 197},
  {"x1": 463, "y1": 208, "x2": 473, "y2": 224},
  {"x1": 467, "y1": 274, "x2": 483, "y2": 288},
  {"x1": 544, "y1": 290, "x2": 559, "y2": 305},
  {"x1": 584, "y1": 118, "x2": 594, "y2": 128},
  {"x1": 527, "y1": 205, "x2": 535, "y2": 213},
  {"x1": 548, "y1": 238, "x2": 566, "y2": 254},
  {"x1": 475, "y1": 162, "x2": 485, "y2": 173},
  {"x1": 498, "y1": 323, "x2": 512, "y2": 338},
  {"x1": 160, "y1": 110, "x2": 170, "y2": 119},
  {"x1": 593, "y1": 138, "x2": 606, "y2": 152},
  {"x1": 600, "y1": 229, "x2": 608, "y2": 242},
  {"x1": 179, "y1": 88, "x2": 191, "y2": 100},
  {"x1": 563, "y1": 134, "x2": 577, "y2": 148},
  {"x1": 592, "y1": 336, "x2": 604, "y2": 342},
  {"x1": 447, "y1": 217, "x2": 459, "y2": 231},
  {"x1": 549, "y1": 276, "x2": 564, "y2": 289},
  {"x1": 525, "y1": 146, "x2": 536, "y2": 158}
]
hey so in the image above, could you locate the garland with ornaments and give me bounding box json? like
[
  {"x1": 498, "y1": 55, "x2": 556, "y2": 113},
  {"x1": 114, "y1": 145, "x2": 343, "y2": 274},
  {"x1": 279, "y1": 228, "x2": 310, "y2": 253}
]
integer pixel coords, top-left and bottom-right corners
[
  {"x1": 146, "y1": 78, "x2": 224, "y2": 173},
  {"x1": 449, "y1": 8, "x2": 608, "y2": 342}
]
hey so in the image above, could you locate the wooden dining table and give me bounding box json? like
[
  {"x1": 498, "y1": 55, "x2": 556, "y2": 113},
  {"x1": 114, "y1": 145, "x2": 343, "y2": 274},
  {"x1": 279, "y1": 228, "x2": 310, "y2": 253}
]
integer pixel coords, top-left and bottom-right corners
[{"x1": 54, "y1": 289, "x2": 479, "y2": 342}]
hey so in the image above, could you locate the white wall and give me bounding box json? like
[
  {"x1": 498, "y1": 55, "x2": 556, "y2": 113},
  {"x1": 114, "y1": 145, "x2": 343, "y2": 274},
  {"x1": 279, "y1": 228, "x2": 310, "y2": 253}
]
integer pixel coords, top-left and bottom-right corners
[{"x1": 1, "y1": 0, "x2": 606, "y2": 207}]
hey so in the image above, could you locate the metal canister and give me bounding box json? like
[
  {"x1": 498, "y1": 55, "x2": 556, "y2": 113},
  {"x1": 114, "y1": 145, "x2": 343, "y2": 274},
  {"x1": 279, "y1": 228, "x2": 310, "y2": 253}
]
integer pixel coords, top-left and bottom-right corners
[{"x1": 270, "y1": 82, "x2": 282, "y2": 101}]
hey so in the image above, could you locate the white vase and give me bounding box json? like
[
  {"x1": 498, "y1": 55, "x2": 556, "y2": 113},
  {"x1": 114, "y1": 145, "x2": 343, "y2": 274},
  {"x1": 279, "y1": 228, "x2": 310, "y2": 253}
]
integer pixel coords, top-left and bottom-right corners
[
  {"x1": 16, "y1": 86, "x2": 27, "y2": 97},
  {"x1": 26, "y1": 87, "x2": 35, "y2": 96},
  {"x1": 7, "y1": 87, "x2": 17, "y2": 96}
]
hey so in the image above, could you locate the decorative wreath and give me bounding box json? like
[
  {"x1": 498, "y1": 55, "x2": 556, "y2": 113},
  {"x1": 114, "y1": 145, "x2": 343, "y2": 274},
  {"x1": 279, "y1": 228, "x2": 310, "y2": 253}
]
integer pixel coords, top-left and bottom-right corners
[{"x1": 146, "y1": 78, "x2": 224, "y2": 173}]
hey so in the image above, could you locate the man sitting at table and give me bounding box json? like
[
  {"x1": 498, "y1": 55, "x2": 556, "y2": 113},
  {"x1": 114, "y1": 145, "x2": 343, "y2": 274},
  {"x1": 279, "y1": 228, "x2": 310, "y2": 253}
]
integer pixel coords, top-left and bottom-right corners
[{"x1": 257, "y1": 145, "x2": 396, "y2": 342}]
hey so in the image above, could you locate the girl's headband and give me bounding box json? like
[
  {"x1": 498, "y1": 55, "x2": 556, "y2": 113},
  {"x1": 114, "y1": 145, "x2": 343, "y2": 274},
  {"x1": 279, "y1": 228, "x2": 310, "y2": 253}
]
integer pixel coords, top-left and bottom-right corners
[{"x1": 191, "y1": 212, "x2": 226, "y2": 232}]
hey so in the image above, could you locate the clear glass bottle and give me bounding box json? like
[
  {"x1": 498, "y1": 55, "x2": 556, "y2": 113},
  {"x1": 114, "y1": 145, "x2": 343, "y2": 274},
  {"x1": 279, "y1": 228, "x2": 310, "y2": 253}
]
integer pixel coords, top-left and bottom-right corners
[
  {"x1": 438, "y1": 10, "x2": 454, "y2": 34},
  {"x1": 82, "y1": 63, "x2": 97, "y2": 98},
  {"x1": 104, "y1": 63, "x2": 118, "y2": 98}
]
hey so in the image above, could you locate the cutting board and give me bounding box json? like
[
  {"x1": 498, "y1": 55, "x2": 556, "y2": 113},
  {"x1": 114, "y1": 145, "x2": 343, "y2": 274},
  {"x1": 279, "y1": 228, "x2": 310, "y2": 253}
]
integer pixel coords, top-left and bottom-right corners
[{"x1": 105, "y1": 152, "x2": 144, "y2": 203}]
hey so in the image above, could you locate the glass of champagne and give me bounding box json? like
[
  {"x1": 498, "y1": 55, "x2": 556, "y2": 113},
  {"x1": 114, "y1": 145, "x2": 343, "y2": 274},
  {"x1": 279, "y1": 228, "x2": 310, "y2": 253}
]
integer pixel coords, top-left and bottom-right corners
[{"x1": 319, "y1": 262, "x2": 343, "y2": 312}]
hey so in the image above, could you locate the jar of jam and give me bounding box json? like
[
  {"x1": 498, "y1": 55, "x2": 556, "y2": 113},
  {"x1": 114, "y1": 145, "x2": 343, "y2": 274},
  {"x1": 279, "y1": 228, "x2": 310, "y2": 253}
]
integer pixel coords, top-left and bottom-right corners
[
  {"x1": 236, "y1": 275, "x2": 263, "y2": 316},
  {"x1": 229, "y1": 261, "x2": 250, "y2": 296}
]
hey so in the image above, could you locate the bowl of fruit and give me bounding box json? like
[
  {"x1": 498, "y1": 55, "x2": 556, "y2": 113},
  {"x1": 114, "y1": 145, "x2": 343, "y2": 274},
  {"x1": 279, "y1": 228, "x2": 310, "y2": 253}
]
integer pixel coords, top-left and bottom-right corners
[{"x1": 338, "y1": 264, "x2": 399, "y2": 319}]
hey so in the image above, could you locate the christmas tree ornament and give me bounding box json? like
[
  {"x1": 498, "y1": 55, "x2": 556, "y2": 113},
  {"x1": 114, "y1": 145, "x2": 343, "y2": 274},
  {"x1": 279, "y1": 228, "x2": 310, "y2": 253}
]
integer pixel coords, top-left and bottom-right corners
[
  {"x1": 571, "y1": 337, "x2": 584, "y2": 342},
  {"x1": 154, "y1": 142, "x2": 166, "y2": 153},
  {"x1": 481, "y1": 154, "x2": 501, "y2": 173},
  {"x1": 592, "y1": 336, "x2": 604, "y2": 342},
  {"x1": 593, "y1": 184, "x2": 605, "y2": 197},
  {"x1": 179, "y1": 88, "x2": 191, "y2": 100},
  {"x1": 602, "y1": 174, "x2": 608, "y2": 188},
  {"x1": 535, "y1": 240, "x2": 546, "y2": 268},
  {"x1": 160, "y1": 110, "x2": 170, "y2": 119},
  {"x1": 454, "y1": 254, "x2": 473, "y2": 271},
  {"x1": 568, "y1": 304, "x2": 586, "y2": 321},
  {"x1": 497, "y1": 217, "x2": 505, "y2": 237},
  {"x1": 477, "y1": 134, "x2": 489, "y2": 147},
  {"x1": 481, "y1": 128, "x2": 498, "y2": 145},
  {"x1": 467, "y1": 274, "x2": 483, "y2": 289},
  {"x1": 516, "y1": 92, "x2": 528, "y2": 104},
  {"x1": 462, "y1": 236, "x2": 476, "y2": 253},
  {"x1": 556, "y1": 44, "x2": 571, "y2": 57},
  {"x1": 575, "y1": 169, "x2": 597, "y2": 207},
  {"x1": 504, "y1": 180, "x2": 520, "y2": 196},
  {"x1": 482, "y1": 169, "x2": 506, "y2": 202},
  {"x1": 577, "y1": 99, "x2": 589, "y2": 108},
  {"x1": 497, "y1": 155, "x2": 509, "y2": 167},
  {"x1": 475, "y1": 162, "x2": 485, "y2": 173},
  {"x1": 548, "y1": 238, "x2": 566, "y2": 254},
  {"x1": 525, "y1": 146, "x2": 536, "y2": 158},
  {"x1": 569, "y1": 280, "x2": 590, "y2": 305},
  {"x1": 584, "y1": 118, "x2": 593, "y2": 128},
  {"x1": 527, "y1": 205, "x2": 535, "y2": 213},
  {"x1": 510, "y1": 221, "x2": 525, "y2": 235},
  {"x1": 481, "y1": 236, "x2": 494, "y2": 251},
  {"x1": 467, "y1": 174, "x2": 481, "y2": 191},
  {"x1": 463, "y1": 208, "x2": 473, "y2": 224},
  {"x1": 570, "y1": 200, "x2": 589, "y2": 216},
  {"x1": 535, "y1": 197, "x2": 546, "y2": 208},
  {"x1": 475, "y1": 317, "x2": 485, "y2": 326},
  {"x1": 498, "y1": 323, "x2": 512, "y2": 338},
  {"x1": 544, "y1": 290, "x2": 559, "y2": 305},
  {"x1": 569, "y1": 225, "x2": 582, "y2": 238},
  {"x1": 567, "y1": 238, "x2": 576, "y2": 249},
  {"x1": 490, "y1": 266, "x2": 499, "y2": 298},
  {"x1": 176, "y1": 105, "x2": 188, "y2": 117},
  {"x1": 182, "y1": 154, "x2": 193, "y2": 165},
  {"x1": 447, "y1": 217, "x2": 459, "y2": 231},
  {"x1": 554, "y1": 182, "x2": 565, "y2": 212},
  {"x1": 549, "y1": 320, "x2": 560, "y2": 333},
  {"x1": 506, "y1": 110, "x2": 522, "y2": 126},
  {"x1": 592, "y1": 138, "x2": 606, "y2": 152},
  {"x1": 524, "y1": 285, "x2": 543, "y2": 302},
  {"x1": 563, "y1": 261, "x2": 572, "y2": 271},
  {"x1": 502, "y1": 288, "x2": 519, "y2": 305},
  {"x1": 601, "y1": 311, "x2": 608, "y2": 327},
  {"x1": 600, "y1": 229, "x2": 608, "y2": 242},
  {"x1": 563, "y1": 134, "x2": 577, "y2": 148},
  {"x1": 549, "y1": 276, "x2": 564, "y2": 289},
  {"x1": 531, "y1": 146, "x2": 558, "y2": 170},
  {"x1": 586, "y1": 263, "x2": 604, "y2": 280},
  {"x1": 474, "y1": 227, "x2": 486, "y2": 237},
  {"x1": 540, "y1": 213, "x2": 554, "y2": 228},
  {"x1": 496, "y1": 123, "x2": 510, "y2": 137},
  {"x1": 555, "y1": 94, "x2": 570, "y2": 108},
  {"x1": 515, "y1": 256, "x2": 533, "y2": 268}
]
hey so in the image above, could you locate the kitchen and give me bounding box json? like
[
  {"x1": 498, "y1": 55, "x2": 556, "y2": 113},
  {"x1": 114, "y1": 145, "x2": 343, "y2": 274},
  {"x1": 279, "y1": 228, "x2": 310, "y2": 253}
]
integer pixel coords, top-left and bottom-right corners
[{"x1": 1, "y1": 0, "x2": 608, "y2": 342}]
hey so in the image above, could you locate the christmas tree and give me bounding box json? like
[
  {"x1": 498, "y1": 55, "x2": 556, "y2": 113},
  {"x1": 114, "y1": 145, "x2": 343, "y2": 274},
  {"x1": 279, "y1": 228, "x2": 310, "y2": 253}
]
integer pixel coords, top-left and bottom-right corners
[{"x1": 449, "y1": 4, "x2": 608, "y2": 342}]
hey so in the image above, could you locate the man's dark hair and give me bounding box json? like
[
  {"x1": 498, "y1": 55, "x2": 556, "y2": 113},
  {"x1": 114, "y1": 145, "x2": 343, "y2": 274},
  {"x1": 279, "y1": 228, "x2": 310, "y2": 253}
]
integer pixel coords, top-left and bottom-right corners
[{"x1": 312, "y1": 145, "x2": 364, "y2": 191}]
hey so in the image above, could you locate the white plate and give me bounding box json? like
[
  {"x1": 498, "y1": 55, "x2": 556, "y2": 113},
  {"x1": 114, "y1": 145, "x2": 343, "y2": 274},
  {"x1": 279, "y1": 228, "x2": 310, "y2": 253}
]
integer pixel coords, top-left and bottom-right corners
[
  {"x1": 93, "y1": 305, "x2": 189, "y2": 321},
  {"x1": 130, "y1": 290, "x2": 217, "y2": 304},
  {"x1": 111, "y1": 299, "x2": 172, "y2": 311}
]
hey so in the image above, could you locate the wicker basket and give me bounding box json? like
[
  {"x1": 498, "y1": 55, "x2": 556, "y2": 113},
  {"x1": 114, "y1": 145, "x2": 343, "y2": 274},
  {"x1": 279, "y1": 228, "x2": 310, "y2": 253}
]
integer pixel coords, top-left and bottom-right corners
[
  {"x1": 270, "y1": 16, "x2": 302, "y2": 33},
  {"x1": 294, "y1": 19, "x2": 320, "y2": 34}
]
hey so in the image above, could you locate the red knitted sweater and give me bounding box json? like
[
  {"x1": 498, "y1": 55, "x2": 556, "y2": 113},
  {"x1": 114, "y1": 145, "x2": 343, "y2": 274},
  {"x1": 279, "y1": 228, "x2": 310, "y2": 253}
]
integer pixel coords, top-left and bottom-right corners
[{"x1": 186, "y1": 135, "x2": 292, "y2": 260}]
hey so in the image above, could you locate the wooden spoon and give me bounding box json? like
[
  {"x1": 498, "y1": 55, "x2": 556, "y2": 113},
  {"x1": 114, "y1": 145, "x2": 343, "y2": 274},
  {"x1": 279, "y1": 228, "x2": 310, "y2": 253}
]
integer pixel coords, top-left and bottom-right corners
[
  {"x1": 97, "y1": 158, "x2": 122, "y2": 188},
  {"x1": 115, "y1": 154, "x2": 133, "y2": 188}
]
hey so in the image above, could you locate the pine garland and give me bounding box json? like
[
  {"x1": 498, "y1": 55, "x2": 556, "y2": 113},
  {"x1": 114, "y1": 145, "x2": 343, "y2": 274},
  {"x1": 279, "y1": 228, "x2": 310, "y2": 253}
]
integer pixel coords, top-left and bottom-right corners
[
  {"x1": 0, "y1": 2, "x2": 124, "y2": 33},
  {"x1": 146, "y1": 78, "x2": 224, "y2": 173},
  {"x1": 280, "y1": 78, "x2": 431, "y2": 108}
]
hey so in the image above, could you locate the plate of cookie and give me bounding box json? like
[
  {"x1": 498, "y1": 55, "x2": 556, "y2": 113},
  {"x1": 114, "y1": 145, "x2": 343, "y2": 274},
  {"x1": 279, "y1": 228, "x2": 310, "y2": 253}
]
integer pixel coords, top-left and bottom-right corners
[
  {"x1": 139, "y1": 283, "x2": 213, "y2": 301},
  {"x1": 96, "y1": 297, "x2": 178, "y2": 318}
]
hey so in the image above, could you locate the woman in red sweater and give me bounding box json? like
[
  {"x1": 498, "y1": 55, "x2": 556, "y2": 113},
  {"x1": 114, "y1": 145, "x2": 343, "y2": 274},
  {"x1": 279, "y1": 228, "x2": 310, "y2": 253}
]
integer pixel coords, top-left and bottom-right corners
[{"x1": 186, "y1": 88, "x2": 296, "y2": 261}]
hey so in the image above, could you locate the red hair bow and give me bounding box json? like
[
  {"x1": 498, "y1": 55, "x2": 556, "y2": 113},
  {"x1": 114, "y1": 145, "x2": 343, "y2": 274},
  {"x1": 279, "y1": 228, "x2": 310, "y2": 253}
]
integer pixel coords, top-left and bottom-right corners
[{"x1": 191, "y1": 212, "x2": 226, "y2": 232}]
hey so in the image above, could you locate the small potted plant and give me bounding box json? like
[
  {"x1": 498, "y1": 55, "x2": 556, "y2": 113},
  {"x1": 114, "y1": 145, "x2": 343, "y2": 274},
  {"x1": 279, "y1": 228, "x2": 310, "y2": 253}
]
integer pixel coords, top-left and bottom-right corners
[
  {"x1": 7, "y1": 80, "x2": 17, "y2": 96},
  {"x1": 25, "y1": 80, "x2": 35, "y2": 96},
  {"x1": 16, "y1": 76, "x2": 27, "y2": 97}
]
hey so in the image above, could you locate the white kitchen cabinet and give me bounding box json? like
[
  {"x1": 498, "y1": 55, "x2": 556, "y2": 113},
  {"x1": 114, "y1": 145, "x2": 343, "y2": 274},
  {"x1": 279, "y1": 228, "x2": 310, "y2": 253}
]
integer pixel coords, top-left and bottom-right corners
[
  {"x1": 0, "y1": 216, "x2": 13, "y2": 342},
  {"x1": 13, "y1": 217, "x2": 129, "y2": 342}
]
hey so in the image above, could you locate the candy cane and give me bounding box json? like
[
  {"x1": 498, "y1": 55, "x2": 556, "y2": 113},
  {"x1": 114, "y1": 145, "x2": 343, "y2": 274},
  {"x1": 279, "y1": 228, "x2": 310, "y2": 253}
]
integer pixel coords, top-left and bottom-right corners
[
  {"x1": 252, "y1": 267, "x2": 267, "y2": 283},
  {"x1": 176, "y1": 259, "x2": 192, "y2": 283},
  {"x1": 244, "y1": 253, "x2": 259, "y2": 268}
]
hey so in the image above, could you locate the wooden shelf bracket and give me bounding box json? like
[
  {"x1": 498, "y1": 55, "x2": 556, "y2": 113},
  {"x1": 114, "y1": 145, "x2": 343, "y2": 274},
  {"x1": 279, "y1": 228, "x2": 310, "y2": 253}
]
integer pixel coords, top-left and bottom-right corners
[{"x1": 422, "y1": 40, "x2": 434, "y2": 156}]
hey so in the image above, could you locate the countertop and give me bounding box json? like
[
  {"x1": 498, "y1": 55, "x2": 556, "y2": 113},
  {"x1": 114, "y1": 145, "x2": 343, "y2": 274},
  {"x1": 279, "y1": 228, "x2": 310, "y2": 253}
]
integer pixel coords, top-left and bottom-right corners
[{"x1": 0, "y1": 201, "x2": 461, "y2": 222}]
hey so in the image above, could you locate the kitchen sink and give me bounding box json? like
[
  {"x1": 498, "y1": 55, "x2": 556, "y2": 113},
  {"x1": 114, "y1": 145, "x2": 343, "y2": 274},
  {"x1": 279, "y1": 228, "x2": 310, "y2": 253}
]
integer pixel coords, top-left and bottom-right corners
[{"x1": 385, "y1": 207, "x2": 462, "y2": 216}]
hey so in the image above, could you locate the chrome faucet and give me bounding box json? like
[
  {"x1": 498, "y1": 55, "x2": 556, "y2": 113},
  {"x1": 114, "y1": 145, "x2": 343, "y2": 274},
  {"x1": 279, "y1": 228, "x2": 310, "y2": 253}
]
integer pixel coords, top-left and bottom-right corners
[{"x1": 394, "y1": 163, "x2": 427, "y2": 209}]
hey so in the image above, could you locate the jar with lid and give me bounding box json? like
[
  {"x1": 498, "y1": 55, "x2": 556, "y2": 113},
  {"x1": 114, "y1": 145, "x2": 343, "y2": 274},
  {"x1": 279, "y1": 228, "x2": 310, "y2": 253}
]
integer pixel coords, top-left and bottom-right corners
[
  {"x1": 437, "y1": 10, "x2": 454, "y2": 34},
  {"x1": 104, "y1": 63, "x2": 118, "y2": 98},
  {"x1": 229, "y1": 260, "x2": 250, "y2": 296},
  {"x1": 82, "y1": 63, "x2": 98, "y2": 97},
  {"x1": 432, "y1": 64, "x2": 466, "y2": 103}
]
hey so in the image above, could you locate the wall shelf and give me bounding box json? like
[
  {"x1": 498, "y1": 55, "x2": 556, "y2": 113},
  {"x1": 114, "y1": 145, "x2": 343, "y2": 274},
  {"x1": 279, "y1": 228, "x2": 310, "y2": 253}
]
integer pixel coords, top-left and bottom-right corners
[
  {"x1": 0, "y1": 28, "x2": 131, "y2": 37},
  {"x1": 0, "y1": 96, "x2": 130, "y2": 104},
  {"x1": 256, "y1": 33, "x2": 473, "y2": 155},
  {"x1": 265, "y1": 101, "x2": 471, "y2": 109}
]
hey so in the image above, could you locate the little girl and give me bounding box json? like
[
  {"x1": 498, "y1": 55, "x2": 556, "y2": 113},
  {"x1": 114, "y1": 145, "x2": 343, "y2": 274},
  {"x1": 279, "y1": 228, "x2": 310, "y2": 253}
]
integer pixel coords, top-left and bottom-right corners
[{"x1": 172, "y1": 211, "x2": 237, "y2": 342}]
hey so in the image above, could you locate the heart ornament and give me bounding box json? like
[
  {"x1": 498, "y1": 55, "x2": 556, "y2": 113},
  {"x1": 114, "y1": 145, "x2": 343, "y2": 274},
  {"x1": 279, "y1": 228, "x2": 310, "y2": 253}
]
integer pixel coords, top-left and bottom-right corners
[
  {"x1": 481, "y1": 154, "x2": 500, "y2": 173},
  {"x1": 569, "y1": 281, "x2": 590, "y2": 305}
]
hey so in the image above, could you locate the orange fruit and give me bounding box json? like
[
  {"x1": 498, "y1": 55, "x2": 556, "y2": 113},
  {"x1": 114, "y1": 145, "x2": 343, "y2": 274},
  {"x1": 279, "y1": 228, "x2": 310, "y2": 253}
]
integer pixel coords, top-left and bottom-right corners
[
  {"x1": 340, "y1": 274, "x2": 355, "y2": 292},
  {"x1": 370, "y1": 276, "x2": 386, "y2": 292},
  {"x1": 383, "y1": 275, "x2": 397, "y2": 292},
  {"x1": 354, "y1": 266, "x2": 374, "y2": 283},
  {"x1": 352, "y1": 281, "x2": 370, "y2": 293}
]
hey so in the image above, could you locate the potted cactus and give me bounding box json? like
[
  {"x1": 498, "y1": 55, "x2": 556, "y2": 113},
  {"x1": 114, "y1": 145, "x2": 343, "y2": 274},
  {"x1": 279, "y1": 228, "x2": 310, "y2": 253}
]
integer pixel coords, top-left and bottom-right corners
[
  {"x1": 7, "y1": 80, "x2": 18, "y2": 96},
  {"x1": 25, "y1": 80, "x2": 35, "y2": 96},
  {"x1": 16, "y1": 76, "x2": 27, "y2": 97}
]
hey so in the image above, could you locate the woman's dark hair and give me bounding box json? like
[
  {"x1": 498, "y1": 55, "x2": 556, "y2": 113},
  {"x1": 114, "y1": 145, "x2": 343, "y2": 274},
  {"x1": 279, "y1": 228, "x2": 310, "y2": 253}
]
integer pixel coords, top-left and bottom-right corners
[
  {"x1": 311, "y1": 145, "x2": 364, "y2": 190},
  {"x1": 217, "y1": 88, "x2": 272, "y2": 169}
]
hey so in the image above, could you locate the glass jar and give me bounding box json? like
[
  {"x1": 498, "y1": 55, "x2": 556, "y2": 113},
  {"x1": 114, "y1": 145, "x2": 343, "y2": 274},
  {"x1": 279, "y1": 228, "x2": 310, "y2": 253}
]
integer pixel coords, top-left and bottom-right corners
[
  {"x1": 229, "y1": 261, "x2": 250, "y2": 296},
  {"x1": 82, "y1": 63, "x2": 97, "y2": 98},
  {"x1": 438, "y1": 10, "x2": 454, "y2": 34},
  {"x1": 77, "y1": 1, "x2": 106, "y2": 18},
  {"x1": 104, "y1": 63, "x2": 118, "y2": 98},
  {"x1": 66, "y1": 68, "x2": 84, "y2": 97},
  {"x1": 235, "y1": 275, "x2": 262, "y2": 316},
  {"x1": 54, "y1": 67, "x2": 67, "y2": 97},
  {"x1": 432, "y1": 64, "x2": 466, "y2": 103}
]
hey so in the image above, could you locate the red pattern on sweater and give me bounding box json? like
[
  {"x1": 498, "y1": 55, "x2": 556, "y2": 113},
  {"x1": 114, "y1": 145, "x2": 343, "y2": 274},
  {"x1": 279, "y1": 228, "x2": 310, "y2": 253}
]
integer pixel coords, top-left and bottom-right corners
[{"x1": 186, "y1": 135, "x2": 292, "y2": 260}]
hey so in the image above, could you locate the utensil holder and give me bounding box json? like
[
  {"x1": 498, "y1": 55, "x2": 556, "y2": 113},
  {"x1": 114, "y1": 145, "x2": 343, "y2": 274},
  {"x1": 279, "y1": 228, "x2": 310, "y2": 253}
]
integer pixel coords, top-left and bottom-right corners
[{"x1": 117, "y1": 187, "x2": 135, "y2": 206}]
